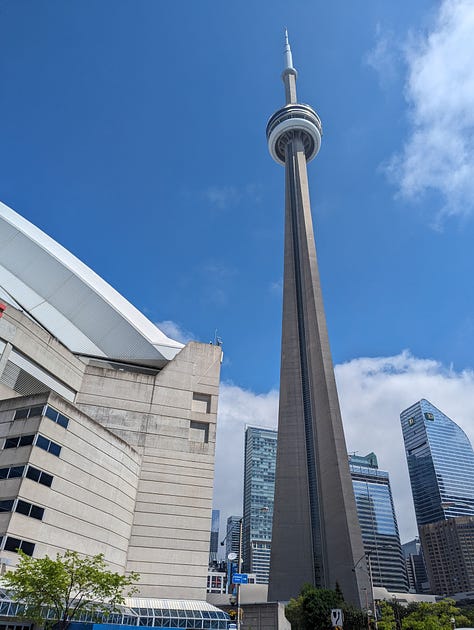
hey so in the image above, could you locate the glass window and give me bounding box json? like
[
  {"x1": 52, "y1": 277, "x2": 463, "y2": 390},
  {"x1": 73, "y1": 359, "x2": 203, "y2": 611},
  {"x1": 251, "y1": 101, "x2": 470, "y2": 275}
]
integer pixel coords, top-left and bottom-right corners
[
  {"x1": 48, "y1": 442, "x2": 61, "y2": 457},
  {"x1": 0, "y1": 467, "x2": 8, "y2": 479},
  {"x1": 36, "y1": 435, "x2": 49, "y2": 451},
  {"x1": 29, "y1": 406, "x2": 44, "y2": 417},
  {"x1": 4, "y1": 437, "x2": 19, "y2": 449},
  {"x1": 10, "y1": 466, "x2": 25, "y2": 478},
  {"x1": 13, "y1": 409, "x2": 29, "y2": 420},
  {"x1": 40, "y1": 471, "x2": 53, "y2": 487},
  {"x1": 26, "y1": 466, "x2": 41, "y2": 482},
  {"x1": 29, "y1": 505, "x2": 44, "y2": 520},
  {"x1": 20, "y1": 540, "x2": 35, "y2": 556},
  {"x1": 4, "y1": 537, "x2": 22, "y2": 552},
  {"x1": 57, "y1": 414, "x2": 69, "y2": 429},
  {"x1": 16, "y1": 500, "x2": 30, "y2": 516},
  {"x1": 45, "y1": 406, "x2": 58, "y2": 422},
  {"x1": 19, "y1": 435, "x2": 34, "y2": 447},
  {"x1": 0, "y1": 499, "x2": 14, "y2": 512}
]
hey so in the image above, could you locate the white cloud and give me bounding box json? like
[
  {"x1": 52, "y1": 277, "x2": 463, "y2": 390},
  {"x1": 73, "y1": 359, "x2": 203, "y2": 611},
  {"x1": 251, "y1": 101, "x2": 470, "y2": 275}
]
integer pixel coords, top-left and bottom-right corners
[
  {"x1": 365, "y1": 24, "x2": 400, "y2": 89},
  {"x1": 155, "y1": 319, "x2": 194, "y2": 344},
  {"x1": 204, "y1": 184, "x2": 262, "y2": 210},
  {"x1": 386, "y1": 0, "x2": 474, "y2": 221},
  {"x1": 213, "y1": 351, "x2": 474, "y2": 545}
]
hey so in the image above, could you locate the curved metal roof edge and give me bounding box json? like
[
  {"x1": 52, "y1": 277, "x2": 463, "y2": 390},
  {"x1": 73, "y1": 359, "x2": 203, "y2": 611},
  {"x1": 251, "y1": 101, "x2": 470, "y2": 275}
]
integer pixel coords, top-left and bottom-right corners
[{"x1": 0, "y1": 201, "x2": 184, "y2": 361}]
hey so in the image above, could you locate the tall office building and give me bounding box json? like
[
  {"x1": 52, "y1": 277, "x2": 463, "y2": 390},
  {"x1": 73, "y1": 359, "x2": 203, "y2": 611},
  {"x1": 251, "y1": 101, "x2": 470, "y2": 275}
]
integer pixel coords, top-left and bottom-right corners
[
  {"x1": 420, "y1": 517, "x2": 474, "y2": 595},
  {"x1": 401, "y1": 399, "x2": 474, "y2": 595},
  {"x1": 225, "y1": 515, "x2": 242, "y2": 559},
  {"x1": 349, "y1": 453, "x2": 408, "y2": 592},
  {"x1": 0, "y1": 201, "x2": 222, "y2": 601},
  {"x1": 242, "y1": 426, "x2": 276, "y2": 584},
  {"x1": 267, "y1": 33, "x2": 368, "y2": 604},
  {"x1": 401, "y1": 399, "x2": 474, "y2": 527},
  {"x1": 209, "y1": 509, "x2": 220, "y2": 564},
  {"x1": 402, "y1": 538, "x2": 429, "y2": 593}
]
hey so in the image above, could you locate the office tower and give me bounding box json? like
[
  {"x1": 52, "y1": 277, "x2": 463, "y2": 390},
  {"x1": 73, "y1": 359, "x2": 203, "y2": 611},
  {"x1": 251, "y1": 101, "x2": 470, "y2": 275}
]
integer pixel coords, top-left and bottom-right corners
[
  {"x1": 401, "y1": 399, "x2": 474, "y2": 527},
  {"x1": 209, "y1": 509, "x2": 220, "y2": 564},
  {"x1": 0, "y1": 201, "x2": 222, "y2": 601},
  {"x1": 267, "y1": 33, "x2": 368, "y2": 604},
  {"x1": 349, "y1": 453, "x2": 408, "y2": 592},
  {"x1": 401, "y1": 399, "x2": 474, "y2": 595},
  {"x1": 420, "y1": 517, "x2": 474, "y2": 595},
  {"x1": 402, "y1": 538, "x2": 429, "y2": 593},
  {"x1": 225, "y1": 515, "x2": 242, "y2": 558},
  {"x1": 242, "y1": 426, "x2": 276, "y2": 584}
]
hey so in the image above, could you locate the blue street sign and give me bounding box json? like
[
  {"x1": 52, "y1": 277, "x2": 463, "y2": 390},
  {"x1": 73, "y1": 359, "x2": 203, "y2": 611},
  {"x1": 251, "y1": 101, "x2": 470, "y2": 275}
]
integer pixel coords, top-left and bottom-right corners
[{"x1": 232, "y1": 573, "x2": 248, "y2": 584}]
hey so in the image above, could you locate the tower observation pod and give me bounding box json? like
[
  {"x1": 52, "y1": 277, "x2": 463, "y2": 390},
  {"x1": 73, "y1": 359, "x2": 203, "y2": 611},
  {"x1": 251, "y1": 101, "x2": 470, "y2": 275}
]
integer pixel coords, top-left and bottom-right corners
[{"x1": 266, "y1": 32, "x2": 369, "y2": 607}]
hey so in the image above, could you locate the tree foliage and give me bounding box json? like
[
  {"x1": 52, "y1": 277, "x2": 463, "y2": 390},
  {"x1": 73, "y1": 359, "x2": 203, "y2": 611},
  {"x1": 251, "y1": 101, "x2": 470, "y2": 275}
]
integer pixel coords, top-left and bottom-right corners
[
  {"x1": 400, "y1": 599, "x2": 471, "y2": 630},
  {"x1": 2, "y1": 550, "x2": 139, "y2": 630},
  {"x1": 285, "y1": 583, "x2": 366, "y2": 630}
]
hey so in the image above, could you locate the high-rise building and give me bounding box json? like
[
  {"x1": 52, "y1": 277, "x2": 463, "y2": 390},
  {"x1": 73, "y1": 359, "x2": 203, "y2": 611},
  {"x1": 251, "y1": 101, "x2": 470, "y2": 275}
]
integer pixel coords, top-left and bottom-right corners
[
  {"x1": 349, "y1": 453, "x2": 408, "y2": 592},
  {"x1": 225, "y1": 515, "x2": 242, "y2": 559},
  {"x1": 209, "y1": 509, "x2": 220, "y2": 564},
  {"x1": 401, "y1": 399, "x2": 474, "y2": 595},
  {"x1": 242, "y1": 426, "x2": 276, "y2": 584},
  {"x1": 0, "y1": 201, "x2": 223, "y2": 601},
  {"x1": 402, "y1": 538, "x2": 429, "y2": 593},
  {"x1": 420, "y1": 517, "x2": 474, "y2": 595},
  {"x1": 401, "y1": 399, "x2": 474, "y2": 527},
  {"x1": 267, "y1": 33, "x2": 368, "y2": 605}
]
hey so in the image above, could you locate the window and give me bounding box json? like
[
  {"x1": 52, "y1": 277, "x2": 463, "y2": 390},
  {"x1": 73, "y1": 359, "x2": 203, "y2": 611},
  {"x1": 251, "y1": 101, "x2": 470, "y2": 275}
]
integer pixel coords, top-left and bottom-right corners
[
  {"x1": 0, "y1": 500, "x2": 14, "y2": 512},
  {"x1": 13, "y1": 405, "x2": 45, "y2": 420},
  {"x1": 189, "y1": 420, "x2": 209, "y2": 443},
  {"x1": 36, "y1": 435, "x2": 61, "y2": 457},
  {"x1": 424, "y1": 412, "x2": 435, "y2": 421},
  {"x1": 192, "y1": 392, "x2": 211, "y2": 414},
  {"x1": 4, "y1": 537, "x2": 35, "y2": 556},
  {"x1": 15, "y1": 500, "x2": 44, "y2": 521},
  {"x1": 3, "y1": 435, "x2": 34, "y2": 449},
  {"x1": 44, "y1": 406, "x2": 69, "y2": 429},
  {"x1": 0, "y1": 465, "x2": 25, "y2": 479},
  {"x1": 26, "y1": 466, "x2": 53, "y2": 487}
]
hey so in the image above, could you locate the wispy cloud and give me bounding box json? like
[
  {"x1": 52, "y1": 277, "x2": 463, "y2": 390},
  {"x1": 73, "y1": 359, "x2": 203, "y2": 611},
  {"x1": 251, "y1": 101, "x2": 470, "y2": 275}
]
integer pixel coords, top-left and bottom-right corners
[
  {"x1": 269, "y1": 278, "x2": 283, "y2": 295},
  {"x1": 203, "y1": 184, "x2": 262, "y2": 210},
  {"x1": 214, "y1": 351, "x2": 474, "y2": 543},
  {"x1": 385, "y1": 0, "x2": 474, "y2": 222},
  {"x1": 155, "y1": 319, "x2": 194, "y2": 344},
  {"x1": 365, "y1": 24, "x2": 400, "y2": 89}
]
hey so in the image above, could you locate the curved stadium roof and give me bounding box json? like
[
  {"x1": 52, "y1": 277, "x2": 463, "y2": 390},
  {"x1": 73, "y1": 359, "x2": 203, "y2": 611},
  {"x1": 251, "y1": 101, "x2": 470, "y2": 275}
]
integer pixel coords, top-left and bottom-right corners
[{"x1": 0, "y1": 201, "x2": 183, "y2": 367}]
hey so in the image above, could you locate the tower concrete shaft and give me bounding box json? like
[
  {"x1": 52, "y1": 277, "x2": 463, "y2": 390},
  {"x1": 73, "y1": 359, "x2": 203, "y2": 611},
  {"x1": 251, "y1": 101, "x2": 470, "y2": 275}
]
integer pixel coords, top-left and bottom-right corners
[{"x1": 267, "y1": 33, "x2": 368, "y2": 606}]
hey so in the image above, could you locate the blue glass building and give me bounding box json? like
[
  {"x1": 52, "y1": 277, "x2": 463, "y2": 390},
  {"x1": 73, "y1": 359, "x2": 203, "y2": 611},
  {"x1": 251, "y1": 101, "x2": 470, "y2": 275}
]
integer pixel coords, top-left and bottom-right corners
[
  {"x1": 400, "y1": 399, "x2": 474, "y2": 527},
  {"x1": 209, "y1": 509, "x2": 220, "y2": 563},
  {"x1": 349, "y1": 453, "x2": 408, "y2": 592},
  {"x1": 242, "y1": 426, "x2": 276, "y2": 584}
]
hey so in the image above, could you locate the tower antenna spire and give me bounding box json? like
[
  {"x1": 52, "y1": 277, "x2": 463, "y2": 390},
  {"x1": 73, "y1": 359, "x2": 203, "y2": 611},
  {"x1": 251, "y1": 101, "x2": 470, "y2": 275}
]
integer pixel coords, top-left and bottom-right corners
[{"x1": 282, "y1": 29, "x2": 298, "y2": 104}]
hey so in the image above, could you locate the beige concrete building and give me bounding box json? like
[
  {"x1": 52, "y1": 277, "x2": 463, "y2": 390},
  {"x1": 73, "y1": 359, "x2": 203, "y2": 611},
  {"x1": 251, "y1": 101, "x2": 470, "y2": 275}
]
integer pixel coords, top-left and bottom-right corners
[{"x1": 0, "y1": 201, "x2": 222, "y2": 600}]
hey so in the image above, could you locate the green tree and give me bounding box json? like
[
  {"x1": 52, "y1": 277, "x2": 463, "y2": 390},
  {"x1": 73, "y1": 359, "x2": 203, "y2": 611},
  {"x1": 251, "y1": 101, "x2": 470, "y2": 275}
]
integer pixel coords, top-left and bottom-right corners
[
  {"x1": 377, "y1": 601, "x2": 396, "y2": 630},
  {"x1": 402, "y1": 599, "x2": 471, "y2": 630},
  {"x1": 2, "y1": 550, "x2": 139, "y2": 630},
  {"x1": 285, "y1": 583, "x2": 365, "y2": 630}
]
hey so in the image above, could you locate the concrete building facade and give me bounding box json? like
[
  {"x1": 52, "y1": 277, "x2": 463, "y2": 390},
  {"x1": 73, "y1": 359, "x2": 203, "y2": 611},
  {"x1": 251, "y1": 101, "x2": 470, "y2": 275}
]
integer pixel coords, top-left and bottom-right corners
[{"x1": 0, "y1": 202, "x2": 222, "y2": 601}]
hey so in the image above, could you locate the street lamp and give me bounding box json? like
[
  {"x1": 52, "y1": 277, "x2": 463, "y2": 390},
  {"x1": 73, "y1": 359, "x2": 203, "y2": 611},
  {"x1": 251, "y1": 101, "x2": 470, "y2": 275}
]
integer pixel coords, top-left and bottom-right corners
[{"x1": 220, "y1": 518, "x2": 243, "y2": 630}]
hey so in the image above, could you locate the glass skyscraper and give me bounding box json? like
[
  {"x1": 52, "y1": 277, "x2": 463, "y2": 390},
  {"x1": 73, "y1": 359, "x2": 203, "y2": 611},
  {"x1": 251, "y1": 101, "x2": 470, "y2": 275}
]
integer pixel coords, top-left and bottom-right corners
[
  {"x1": 401, "y1": 399, "x2": 474, "y2": 527},
  {"x1": 349, "y1": 453, "x2": 408, "y2": 592},
  {"x1": 209, "y1": 509, "x2": 220, "y2": 564},
  {"x1": 243, "y1": 426, "x2": 276, "y2": 584}
]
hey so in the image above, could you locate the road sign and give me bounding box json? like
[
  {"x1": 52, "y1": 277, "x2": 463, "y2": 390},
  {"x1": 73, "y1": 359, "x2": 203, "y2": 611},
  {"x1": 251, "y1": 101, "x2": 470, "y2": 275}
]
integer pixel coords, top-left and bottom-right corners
[
  {"x1": 232, "y1": 573, "x2": 248, "y2": 584},
  {"x1": 331, "y1": 608, "x2": 344, "y2": 627}
]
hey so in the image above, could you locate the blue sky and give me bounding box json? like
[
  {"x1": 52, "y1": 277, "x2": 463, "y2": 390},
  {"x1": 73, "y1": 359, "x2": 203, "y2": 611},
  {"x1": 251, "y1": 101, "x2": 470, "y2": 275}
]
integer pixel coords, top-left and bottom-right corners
[{"x1": 1, "y1": 0, "x2": 474, "y2": 542}]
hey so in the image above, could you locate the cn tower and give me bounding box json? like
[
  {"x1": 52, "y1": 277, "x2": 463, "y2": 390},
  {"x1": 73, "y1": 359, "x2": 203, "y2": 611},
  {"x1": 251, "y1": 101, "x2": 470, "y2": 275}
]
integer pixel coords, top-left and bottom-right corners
[{"x1": 267, "y1": 32, "x2": 369, "y2": 606}]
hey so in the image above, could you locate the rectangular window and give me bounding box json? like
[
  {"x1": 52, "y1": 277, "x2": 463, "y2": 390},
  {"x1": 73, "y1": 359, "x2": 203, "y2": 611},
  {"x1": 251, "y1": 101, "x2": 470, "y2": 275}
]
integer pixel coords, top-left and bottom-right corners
[
  {"x1": 0, "y1": 465, "x2": 25, "y2": 479},
  {"x1": 25, "y1": 466, "x2": 53, "y2": 487},
  {"x1": 3, "y1": 435, "x2": 34, "y2": 449},
  {"x1": 35, "y1": 435, "x2": 61, "y2": 457},
  {"x1": 4, "y1": 537, "x2": 35, "y2": 556},
  {"x1": 15, "y1": 500, "x2": 44, "y2": 521},
  {"x1": 192, "y1": 392, "x2": 211, "y2": 414},
  {"x1": 0, "y1": 500, "x2": 14, "y2": 512},
  {"x1": 44, "y1": 406, "x2": 69, "y2": 429},
  {"x1": 189, "y1": 420, "x2": 209, "y2": 443}
]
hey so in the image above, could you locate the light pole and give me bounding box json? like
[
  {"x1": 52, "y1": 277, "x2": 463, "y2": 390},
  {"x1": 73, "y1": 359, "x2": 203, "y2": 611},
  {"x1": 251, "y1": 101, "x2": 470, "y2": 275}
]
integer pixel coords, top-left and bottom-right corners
[{"x1": 220, "y1": 518, "x2": 243, "y2": 629}]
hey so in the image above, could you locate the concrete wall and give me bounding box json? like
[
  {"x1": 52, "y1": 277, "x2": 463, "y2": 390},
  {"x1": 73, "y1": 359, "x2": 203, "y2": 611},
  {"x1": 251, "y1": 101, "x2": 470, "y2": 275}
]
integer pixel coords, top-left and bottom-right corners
[
  {"x1": 0, "y1": 392, "x2": 140, "y2": 572},
  {"x1": 0, "y1": 304, "x2": 222, "y2": 600}
]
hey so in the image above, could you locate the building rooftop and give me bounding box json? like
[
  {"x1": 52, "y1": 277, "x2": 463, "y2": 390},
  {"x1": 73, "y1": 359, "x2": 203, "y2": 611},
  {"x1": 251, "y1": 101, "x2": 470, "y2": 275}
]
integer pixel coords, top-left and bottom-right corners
[{"x1": 0, "y1": 201, "x2": 183, "y2": 367}]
